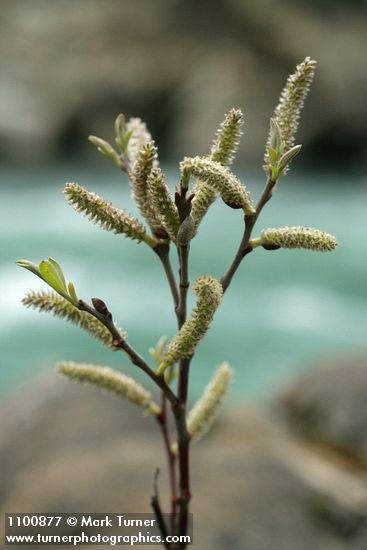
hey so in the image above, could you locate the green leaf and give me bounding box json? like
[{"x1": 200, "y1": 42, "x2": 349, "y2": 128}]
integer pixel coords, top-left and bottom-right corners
[
  {"x1": 271, "y1": 166, "x2": 279, "y2": 181},
  {"x1": 114, "y1": 113, "x2": 126, "y2": 148},
  {"x1": 278, "y1": 141, "x2": 286, "y2": 156},
  {"x1": 180, "y1": 169, "x2": 190, "y2": 189},
  {"x1": 89, "y1": 136, "x2": 122, "y2": 168},
  {"x1": 68, "y1": 281, "x2": 79, "y2": 305},
  {"x1": 48, "y1": 257, "x2": 67, "y2": 292},
  {"x1": 16, "y1": 259, "x2": 42, "y2": 279},
  {"x1": 278, "y1": 144, "x2": 302, "y2": 172},
  {"x1": 115, "y1": 114, "x2": 134, "y2": 155},
  {"x1": 18, "y1": 257, "x2": 79, "y2": 306},
  {"x1": 39, "y1": 259, "x2": 68, "y2": 298},
  {"x1": 269, "y1": 118, "x2": 282, "y2": 150},
  {"x1": 268, "y1": 147, "x2": 278, "y2": 166},
  {"x1": 122, "y1": 130, "x2": 132, "y2": 152}
]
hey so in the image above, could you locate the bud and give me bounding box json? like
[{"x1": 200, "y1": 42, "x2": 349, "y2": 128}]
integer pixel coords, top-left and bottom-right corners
[
  {"x1": 58, "y1": 362, "x2": 160, "y2": 415},
  {"x1": 149, "y1": 336, "x2": 168, "y2": 367},
  {"x1": 180, "y1": 156, "x2": 254, "y2": 215},
  {"x1": 91, "y1": 297, "x2": 112, "y2": 320},
  {"x1": 210, "y1": 108, "x2": 244, "y2": 166},
  {"x1": 64, "y1": 182, "x2": 157, "y2": 247},
  {"x1": 188, "y1": 363, "x2": 233, "y2": 442},
  {"x1": 157, "y1": 276, "x2": 223, "y2": 375},
  {"x1": 177, "y1": 216, "x2": 196, "y2": 245},
  {"x1": 261, "y1": 226, "x2": 338, "y2": 252}
]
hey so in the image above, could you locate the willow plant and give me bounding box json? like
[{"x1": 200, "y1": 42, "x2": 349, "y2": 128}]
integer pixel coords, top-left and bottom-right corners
[{"x1": 17, "y1": 57, "x2": 337, "y2": 548}]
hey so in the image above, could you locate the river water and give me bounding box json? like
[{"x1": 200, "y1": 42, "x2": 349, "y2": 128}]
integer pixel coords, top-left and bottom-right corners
[{"x1": 1, "y1": 165, "x2": 366, "y2": 400}]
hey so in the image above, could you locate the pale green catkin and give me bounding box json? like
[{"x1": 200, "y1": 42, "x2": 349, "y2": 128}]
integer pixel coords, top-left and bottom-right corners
[
  {"x1": 130, "y1": 142, "x2": 164, "y2": 234},
  {"x1": 58, "y1": 362, "x2": 160, "y2": 415},
  {"x1": 190, "y1": 180, "x2": 217, "y2": 228},
  {"x1": 148, "y1": 168, "x2": 180, "y2": 240},
  {"x1": 181, "y1": 156, "x2": 254, "y2": 215},
  {"x1": 191, "y1": 109, "x2": 244, "y2": 227},
  {"x1": 64, "y1": 182, "x2": 157, "y2": 247},
  {"x1": 22, "y1": 290, "x2": 127, "y2": 348},
  {"x1": 187, "y1": 363, "x2": 233, "y2": 442},
  {"x1": 210, "y1": 108, "x2": 244, "y2": 166},
  {"x1": 264, "y1": 57, "x2": 316, "y2": 171},
  {"x1": 157, "y1": 276, "x2": 223, "y2": 374},
  {"x1": 261, "y1": 226, "x2": 338, "y2": 252},
  {"x1": 125, "y1": 117, "x2": 155, "y2": 169}
]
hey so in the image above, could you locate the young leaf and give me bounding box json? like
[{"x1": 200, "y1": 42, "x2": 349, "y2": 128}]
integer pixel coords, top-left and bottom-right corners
[
  {"x1": 39, "y1": 259, "x2": 69, "y2": 298},
  {"x1": 18, "y1": 257, "x2": 79, "y2": 306},
  {"x1": 48, "y1": 258, "x2": 68, "y2": 292},
  {"x1": 278, "y1": 144, "x2": 302, "y2": 173},
  {"x1": 88, "y1": 136, "x2": 122, "y2": 168},
  {"x1": 68, "y1": 282, "x2": 78, "y2": 305},
  {"x1": 16, "y1": 259, "x2": 42, "y2": 279}
]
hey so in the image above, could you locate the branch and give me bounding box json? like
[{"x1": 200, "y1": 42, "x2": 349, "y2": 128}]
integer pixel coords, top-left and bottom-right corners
[
  {"x1": 156, "y1": 397, "x2": 178, "y2": 534},
  {"x1": 154, "y1": 243, "x2": 179, "y2": 312},
  {"x1": 255, "y1": 175, "x2": 277, "y2": 214},
  {"x1": 151, "y1": 469, "x2": 171, "y2": 549},
  {"x1": 78, "y1": 300, "x2": 178, "y2": 407},
  {"x1": 220, "y1": 176, "x2": 277, "y2": 292},
  {"x1": 172, "y1": 242, "x2": 192, "y2": 546},
  {"x1": 176, "y1": 244, "x2": 190, "y2": 328},
  {"x1": 172, "y1": 403, "x2": 191, "y2": 544}
]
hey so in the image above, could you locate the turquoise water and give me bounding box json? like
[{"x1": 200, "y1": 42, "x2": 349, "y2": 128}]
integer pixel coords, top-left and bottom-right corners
[{"x1": 1, "y1": 165, "x2": 366, "y2": 401}]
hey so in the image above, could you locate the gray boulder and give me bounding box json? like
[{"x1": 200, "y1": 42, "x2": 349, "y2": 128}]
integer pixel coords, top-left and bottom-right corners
[
  {"x1": 1, "y1": 368, "x2": 367, "y2": 549},
  {"x1": 277, "y1": 356, "x2": 367, "y2": 464},
  {"x1": 0, "y1": 0, "x2": 365, "y2": 166}
]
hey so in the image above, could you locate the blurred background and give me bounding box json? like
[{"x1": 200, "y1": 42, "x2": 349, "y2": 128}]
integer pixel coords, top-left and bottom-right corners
[{"x1": 1, "y1": 1, "x2": 367, "y2": 549}]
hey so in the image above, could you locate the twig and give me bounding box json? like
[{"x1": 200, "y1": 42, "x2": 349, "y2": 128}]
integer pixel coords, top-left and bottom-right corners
[
  {"x1": 176, "y1": 245, "x2": 190, "y2": 327},
  {"x1": 154, "y1": 243, "x2": 179, "y2": 313},
  {"x1": 172, "y1": 242, "x2": 192, "y2": 547},
  {"x1": 151, "y1": 469, "x2": 171, "y2": 549},
  {"x1": 220, "y1": 176, "x2": 276, "y2": 292},
  {"x1": 78, "y1": 300, "x2": 178, "y2": 407},
  {"x1": 156, "y1": 395, "x2": 178, "y2": 534},
  {"x1": 173, "y1": 404, "x2": 191, "y2": 543}
]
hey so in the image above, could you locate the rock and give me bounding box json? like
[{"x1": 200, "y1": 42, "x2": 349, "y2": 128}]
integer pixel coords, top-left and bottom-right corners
[
  {"x1": 0, "y1": 1, "x2": 365, "y2": 166},
  {"x1": 276, "y1": 355, "x2": 367, "y2": 465},
  {"x1": 2, "y1": 369, "x2": 367, "y2": 549}
]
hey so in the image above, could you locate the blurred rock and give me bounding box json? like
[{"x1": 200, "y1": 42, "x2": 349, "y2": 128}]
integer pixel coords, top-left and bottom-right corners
[
  {"x1": 0, "y1": 0, "x2": 366, "y2": 167},
  {"x1": 1, "y1": 363, "x2": 367, "y2": 549},
  {"x1": 276, "y1": 355, "x2": 367, "y2": 465}
]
